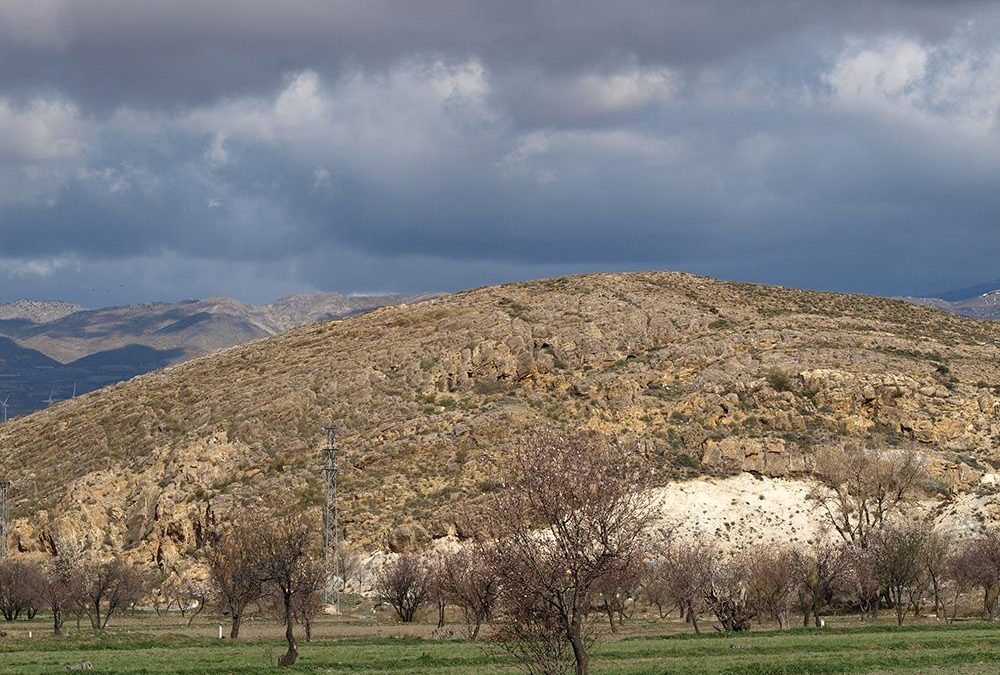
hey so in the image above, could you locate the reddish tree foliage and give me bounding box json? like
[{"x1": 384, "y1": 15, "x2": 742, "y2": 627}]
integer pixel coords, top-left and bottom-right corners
[
  {"x1": 78, "y1": 556, "x2": 146, "y2": 629},
  {"x1": 374, "y1": 554, "x2": 432, "y2": 623},
  {"x1": 0, "y1": 559, "x2": 46, "y2": 621},
  {"x1": 795, "y1": 542, "x2": 848, "y2": 628},
  {"x1": 477, "y1": 431, "x2": 652, "y2": 675},
  {"x1": 205, "y1": 519, "x2": 266, "y2": 639},
  {"x1": 950, "y1": 529, "x2": 1000, "y2": 620},
  {"x1": 742, "y1": 544, "x2": 802, "y2": 630},
  {"x1": 438, "y1": 547, "x2": 497, "y2": 639},
  {"x1": 594, "y1": 556, "x2": 643, "y2": 633},
  {"x1": 846, "y1": 543, "x2": 882, "y2": 621},
  {"x1": 251, "y1": 514, "x2": 322, "y2": 666},
  {"x1": 662, "y1": 540, "x2": 717, "y2": 634}
]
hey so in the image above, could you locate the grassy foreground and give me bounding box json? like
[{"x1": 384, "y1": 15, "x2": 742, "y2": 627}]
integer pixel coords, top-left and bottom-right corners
[{"x1": 2, "y1": 623, "x2": 1000, "y2": 674}]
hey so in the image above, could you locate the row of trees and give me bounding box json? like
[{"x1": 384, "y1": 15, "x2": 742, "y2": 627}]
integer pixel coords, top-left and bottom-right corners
[
  {"x1": 0, "y1": 433, "x2": 991, "y2": 675},
  {"x1": 640, "y1": 524, "x2": 1000, "y2": 633},
  {"x1": 378, "y1": 433, "x2": 986, "y2": 675},
  {"x1": 0, "y1": 516, "x2": 330, "y2": 668},
  {"x1": 372, "y1": 548, "x2": 497, "y2": 638},
  {"x1": 0, "y1": 549, "x2": 144, "y2": 635}
]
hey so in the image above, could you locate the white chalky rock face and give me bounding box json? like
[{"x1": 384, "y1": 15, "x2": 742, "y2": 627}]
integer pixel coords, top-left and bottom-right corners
[
  {"x1": 647, "y1": 472, "x2": 998, "y2": 553},
  {"x1": 648, "y1": 474, "x2": 828, "y2": 550}
]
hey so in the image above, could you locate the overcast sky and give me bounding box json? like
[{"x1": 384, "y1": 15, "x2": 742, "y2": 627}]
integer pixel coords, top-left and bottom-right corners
[{"x1": 0, "y1": 1, "x2": 998, "y2": 306}]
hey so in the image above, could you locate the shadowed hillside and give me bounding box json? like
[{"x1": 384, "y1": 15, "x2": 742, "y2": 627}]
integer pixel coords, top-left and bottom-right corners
[{"x1": 1, "y1": 272, "x2": 998, "y2": 569}]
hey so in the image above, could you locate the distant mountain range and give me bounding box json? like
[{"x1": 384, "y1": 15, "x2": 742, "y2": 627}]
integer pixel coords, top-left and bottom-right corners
[
  {"x1": 0, "y1": 292, "x2": 434, "y2": 419},
  {"x1": 899, "y1": 280, "x2": 1000, "y2": 321}
]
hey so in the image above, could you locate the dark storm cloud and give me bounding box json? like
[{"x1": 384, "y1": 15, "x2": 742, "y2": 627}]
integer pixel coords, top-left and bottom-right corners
[
  {"x1": 0, "y1": 0, "x2": 991, "y2": 109},
  {"x1": 0, "y1": 0, "x2": 999, "y2": 306}
]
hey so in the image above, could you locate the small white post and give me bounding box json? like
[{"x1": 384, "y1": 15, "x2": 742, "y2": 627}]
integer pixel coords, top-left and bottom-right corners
[
  {"x1": 28, "y1": 630, "x2": 32, "y2": 638},
  {"x1": 218, "y1": 624, "x2": 223, "y2": 639}
]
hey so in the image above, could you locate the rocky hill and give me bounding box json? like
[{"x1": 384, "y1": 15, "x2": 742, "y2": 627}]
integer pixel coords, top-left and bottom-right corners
[{"x1": 1, "y1": 272, "x2": 999, "y2": 571}]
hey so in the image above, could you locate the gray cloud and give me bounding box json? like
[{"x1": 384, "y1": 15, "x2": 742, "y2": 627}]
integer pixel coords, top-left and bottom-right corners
[{"x1": 0, "y1": 1, "x2": 999, "y2": 306}]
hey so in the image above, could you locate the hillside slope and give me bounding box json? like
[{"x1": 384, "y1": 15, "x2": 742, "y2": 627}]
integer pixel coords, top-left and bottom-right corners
[{"x1": 1, "y1": 272, "x2": 999, "y2": 569}]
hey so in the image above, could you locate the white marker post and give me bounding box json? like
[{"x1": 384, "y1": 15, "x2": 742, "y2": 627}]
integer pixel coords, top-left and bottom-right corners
[{"x1": 218, "y1": 625, "x2": 223, "y2": 639}]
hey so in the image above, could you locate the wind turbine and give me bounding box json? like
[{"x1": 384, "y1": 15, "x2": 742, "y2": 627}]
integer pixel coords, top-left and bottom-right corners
[
  {"x1": 44, "y1": 387, "x2": 56, "y2": 406},
  {"x1": 0, "y1": 395, "x2": 8, "y2": 424}
]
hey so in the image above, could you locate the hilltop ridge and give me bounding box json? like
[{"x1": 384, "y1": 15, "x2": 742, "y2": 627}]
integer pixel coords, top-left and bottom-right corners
[{"x1": 1, "y1": 272, "x2": 998, "y2": 570}]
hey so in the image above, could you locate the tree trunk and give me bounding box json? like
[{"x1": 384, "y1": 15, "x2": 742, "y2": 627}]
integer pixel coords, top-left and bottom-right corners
[
  {"x1": 893, "y1": 588, "x2": 905, "y2": 626},
  {"x1": 230, "y1": 609, "x2": 244, "y2": 640},
  {"x1": 304, "y1": 616, "x2": 312, "y2": 643},
  {"x1": 777, "y1": 612, "x2": 787, "y2": 631},
  {"x1": 567, "y1": 619, "x2": 589, "y2": 675},
  {"x1": 689, "y1": 602, "x2": 701, "y2": 635},
  {"x1": 186, "y1": 602, "x2": 205, "y2": 627},
  {"x1": 437, "y1": 598, "x2": 446, "y2": 629},
  {"x1": 90, "y1": 600, "x2": 102, "y2": 629},
  {"x1": 52, "y1": 606, "x2": 63, "y2": 636},
  {"x1": 278, "y1": 591, "x2": 299, "y2": 666},
  {"x1": 605, "y1": 604, "x2": 617, "y2": 633}
]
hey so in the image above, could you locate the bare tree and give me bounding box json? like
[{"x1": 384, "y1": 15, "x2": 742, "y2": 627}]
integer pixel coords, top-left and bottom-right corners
[
  {"x1": 41, "y1": 545, "x2": 83, "y2": 636},
  {"x1": 811, "y1": 444, "x2": 925, "y2": 547},
  {"x1": 78, "y1": 557, "x2": 145, "y2": 629},
  {"x1": 205, "y1": 519, "x2": 266, "y2": 639},
  {"x1": 945, "y1": 545, "x2": 980, "y2": 623},
  {"x1": 706, "y1": 554, "x2": 756, "y2": 632},
  {"x1": 951, "y1": 529, "x2": 1000, "y2": 620},
  {"x1": 375, "y1": 554, "x2": 432, "y2": 623},
  {"x1": 439, "y1": 547, "x2": 497, "y2": 639},
  {"x1": 795, "y1": 542, "x2": 848, "y2": 627},
  {"x1": 477, "y1": 431, "x2": 653, "y2": 675},
  {"x1": 427, "y1": 555, "x2": 448, "y2": 629},
  {"x1": 183, "y1": 576, "x2": 211, "y2": 627},
  {"x1": 871, "y1": 524, "x2": 928, "y2": 626},
  {"x1": 639, "y1": 556, "x2": 673, "y2": 619},
  {"x1": 252, "y1": 514, "x2": 321, "y2": 666},
  {"x1": 336, "y1": 546, "x2": 363, "y2": 593},
  {"x1": 921, "y1": 529, "x2": 952, "y2": 620},
  {"x1": 594, "y1": 557, "x2": 643, "y2": 633},
  {"x1": 662, "y1": 540, "x2": 717, "y2": 634},
  {"x1": 291, "y1": 556, "x2": 326, "y2": 643},
  {"x1": 846, "y1": 543, "x2": 881, "y2": 620},
  {"x1": 0, "y1": 559, "x2": 45, "y2": 621},
  {"x1": 743, "y1": 544, "x2": 801, "y2": 630}
]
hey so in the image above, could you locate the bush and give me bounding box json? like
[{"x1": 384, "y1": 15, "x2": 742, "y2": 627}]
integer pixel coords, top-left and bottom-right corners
[{"x1": 766, "y1": 369, "x2": 794, "y2": 392}]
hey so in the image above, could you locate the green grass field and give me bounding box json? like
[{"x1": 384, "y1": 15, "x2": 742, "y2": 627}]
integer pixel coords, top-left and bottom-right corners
[{"x1": 2, "y1": 620, "x2": 1000, "y2": 674}]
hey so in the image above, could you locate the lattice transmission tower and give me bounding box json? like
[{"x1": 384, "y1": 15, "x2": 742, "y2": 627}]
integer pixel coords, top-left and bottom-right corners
[
  {"x1": 0, "y1": 479, "x2": 10, "y2": 560},
  {"x1": 322, "y1": 428, "x2": 342, "y2": 610}
]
